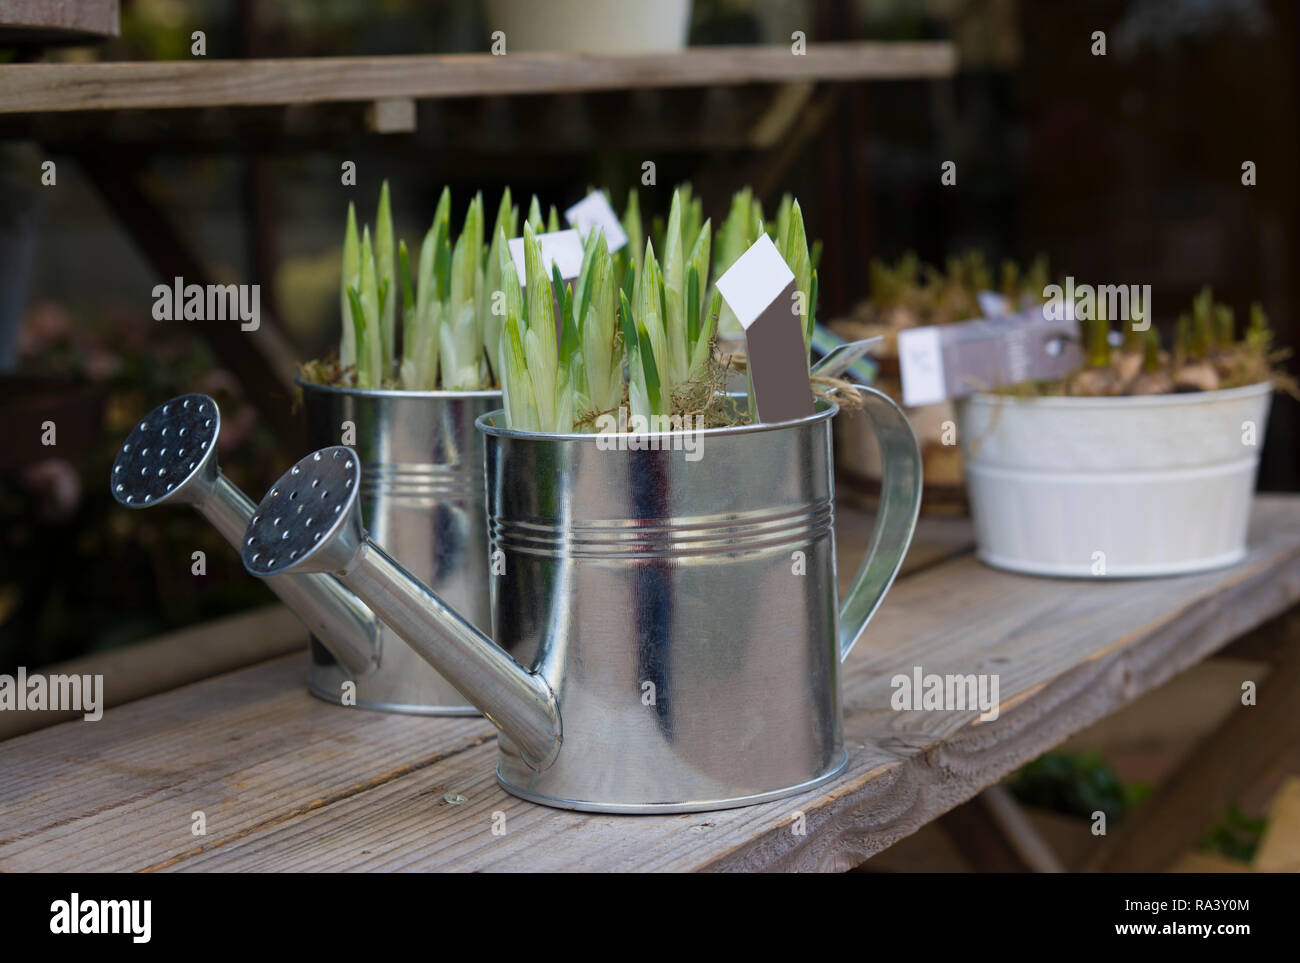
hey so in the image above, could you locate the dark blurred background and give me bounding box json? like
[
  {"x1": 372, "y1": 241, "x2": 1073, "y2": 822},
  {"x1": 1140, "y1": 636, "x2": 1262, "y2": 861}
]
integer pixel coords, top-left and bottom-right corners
[{"x1": 1, "y1": 0, "x2": 1297, "y2": 670}]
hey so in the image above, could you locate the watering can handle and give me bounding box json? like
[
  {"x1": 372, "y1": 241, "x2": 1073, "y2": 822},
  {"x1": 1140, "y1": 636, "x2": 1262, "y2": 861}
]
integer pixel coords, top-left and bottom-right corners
[{"x1": 837, "y1": 385, "x2": 923, "y2": 662}]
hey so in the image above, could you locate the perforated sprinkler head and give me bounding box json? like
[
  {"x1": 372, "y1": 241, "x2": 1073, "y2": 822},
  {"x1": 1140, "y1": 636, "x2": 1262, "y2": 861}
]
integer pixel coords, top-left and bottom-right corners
[
  {"x1": 242, "y1": 446, "x2": 364, "y2": 577},
  {"x1": 111, "y1": 393, "x2": 219, "y2": 508},
  {"x1": 110, "y1": 398, "x2": 379, "y2": 677}
]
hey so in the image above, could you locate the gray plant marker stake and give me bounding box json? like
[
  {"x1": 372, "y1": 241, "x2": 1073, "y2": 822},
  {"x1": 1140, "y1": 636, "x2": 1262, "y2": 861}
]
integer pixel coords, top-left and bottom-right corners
[{"x1": 715, "y1": 233, "x2": 815, "y2": 423}]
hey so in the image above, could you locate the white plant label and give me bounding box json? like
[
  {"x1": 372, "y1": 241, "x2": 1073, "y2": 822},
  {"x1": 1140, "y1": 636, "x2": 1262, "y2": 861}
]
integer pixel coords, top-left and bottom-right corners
[
  {"x1": 898, "y1": 309, "x2": 1082, "y2": 407},
  {"x1": 564, "y1": 192, "x2": 628, "y2": 253},
  {"x1": 716, "y1": 234, "x2": 794, "y2": 329},
  {"x1": 507, "y1": 229, "x2": 585, "y2": 288},
  {"x1": 898, "y1": 327, "x2": 946, "y2": 407},
  {"x1": 810, "y1": 336, "x2": 880, "y2": 381},
  {"x1": 715, "y1": 234, "x2": 813, "y2": 422}
]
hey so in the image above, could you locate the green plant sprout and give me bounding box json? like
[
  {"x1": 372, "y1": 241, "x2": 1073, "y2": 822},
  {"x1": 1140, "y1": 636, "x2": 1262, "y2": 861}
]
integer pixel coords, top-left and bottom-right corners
[{"x1": 327, "y1": 183, "x2": 822, "y2": 417}]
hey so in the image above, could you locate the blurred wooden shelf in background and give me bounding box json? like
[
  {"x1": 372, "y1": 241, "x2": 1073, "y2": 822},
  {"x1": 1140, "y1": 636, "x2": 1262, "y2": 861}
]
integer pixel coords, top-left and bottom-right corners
[{"x1": 0, "y1": 42, "x2": 956, "y2": 114}]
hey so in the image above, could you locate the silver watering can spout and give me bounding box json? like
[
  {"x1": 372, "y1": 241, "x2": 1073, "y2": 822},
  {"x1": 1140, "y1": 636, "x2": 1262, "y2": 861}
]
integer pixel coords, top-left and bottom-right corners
[
  {"x1": 110, "y1": 394, "x2": 380, "y2": 677},
  {"x1": 240, "y1": 446, "x2": 563, "y2": 772}
]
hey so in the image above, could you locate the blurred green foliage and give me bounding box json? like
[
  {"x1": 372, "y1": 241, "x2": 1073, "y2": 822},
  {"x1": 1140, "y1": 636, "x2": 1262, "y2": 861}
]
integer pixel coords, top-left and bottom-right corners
[
  {"x1": 1008, "y1": 750, "x2": 1152, "y2": 823},
  {"x1": 1198, "y1": 806, "x2": 1267, "y2": 864}
]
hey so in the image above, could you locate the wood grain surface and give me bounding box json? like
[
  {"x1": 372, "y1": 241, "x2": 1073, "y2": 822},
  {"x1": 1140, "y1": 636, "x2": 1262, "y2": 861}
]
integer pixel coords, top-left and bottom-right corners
[
  {"x1": 0, "y1": 605, "x2": 305, "y2": 740},
  {"x1": 1, "y1": 496, "x2": 1296, "y2": 872}
]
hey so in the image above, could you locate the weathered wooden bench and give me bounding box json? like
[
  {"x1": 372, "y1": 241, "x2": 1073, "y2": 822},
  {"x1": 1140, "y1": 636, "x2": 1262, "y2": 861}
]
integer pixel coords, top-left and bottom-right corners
[{"x1": 2, "y1": 495, "x2": 1297, "y2": 872}]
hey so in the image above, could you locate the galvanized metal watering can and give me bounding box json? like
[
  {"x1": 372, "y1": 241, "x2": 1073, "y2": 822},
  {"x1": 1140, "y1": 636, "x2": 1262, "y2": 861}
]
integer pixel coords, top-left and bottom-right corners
[
  {"x1": 111, "y1": 388, "x2": 501, "y2": 716},
  {"x1": 240, "y1": 388, "x2": 922, "y2": 813},
  {"x1": 299, "y1": 381, "x2": 499, "y2": 714}
]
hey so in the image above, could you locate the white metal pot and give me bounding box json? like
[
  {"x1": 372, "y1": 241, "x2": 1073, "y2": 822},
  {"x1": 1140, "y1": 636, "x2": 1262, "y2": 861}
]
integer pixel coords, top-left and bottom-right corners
[
  {"x1": 484, "y1": 0, "x2": 692, "y2": 53},
  {"x1": 955, "y1": 382, "x2": 1274, "y2": 577}
]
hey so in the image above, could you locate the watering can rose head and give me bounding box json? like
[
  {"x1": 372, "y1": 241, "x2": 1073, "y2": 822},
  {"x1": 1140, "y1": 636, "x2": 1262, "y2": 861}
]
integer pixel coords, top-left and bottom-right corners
[
  {"x1": 111, "y1": 394, "x2": 220, "y2": 508},
  {"x1": 241, "y1": 447, "x2": 364, "y2": 578},
  {"x1": 109, "y1": 396, "x2": 381, "y2": 677}
]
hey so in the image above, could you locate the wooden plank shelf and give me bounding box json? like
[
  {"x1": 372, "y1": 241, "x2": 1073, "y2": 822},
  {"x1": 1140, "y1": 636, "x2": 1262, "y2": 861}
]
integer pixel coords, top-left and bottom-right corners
[
  {"x1": 0, "y1": 605, "x2": 307, "y2": 741},
  {"x1": 0, "y1": 86, "x2": 818, "y2": 153},
  {"x1": 2, "y1": 496, "x2": 1295, "y2": 872},
  {"x1": 0, "y1": 42, "x2": 957, "y2": 115}
]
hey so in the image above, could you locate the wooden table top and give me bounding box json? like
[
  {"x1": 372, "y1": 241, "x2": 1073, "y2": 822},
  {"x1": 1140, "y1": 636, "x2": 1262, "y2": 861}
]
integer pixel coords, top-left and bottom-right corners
[{"x1": 2, "y1": 496, "x2": 1297, "y2": 872}]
